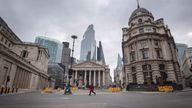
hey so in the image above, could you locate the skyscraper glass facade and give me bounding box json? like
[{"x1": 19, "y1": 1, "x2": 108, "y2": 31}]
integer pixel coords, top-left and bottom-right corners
[
  {"x1": 35, "y1": 36, "x2": 62, "y2": 64},
  {"x1": 80, "y1": 24, "x2": 96, "y2": 61}
]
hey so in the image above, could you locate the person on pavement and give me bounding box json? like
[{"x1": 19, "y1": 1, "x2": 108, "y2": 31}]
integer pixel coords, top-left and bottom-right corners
[{"x1": 89, "y1": 83, "x2": 96, "y2": 95}]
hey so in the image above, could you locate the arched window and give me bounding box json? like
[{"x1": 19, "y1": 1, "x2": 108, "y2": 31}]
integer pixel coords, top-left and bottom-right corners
[{"x1": 138, "y1": 19, "x2": 142, "y2": 23}]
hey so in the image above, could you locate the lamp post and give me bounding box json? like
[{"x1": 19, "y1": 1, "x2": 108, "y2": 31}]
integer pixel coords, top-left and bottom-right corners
[{"x1": 68, "y1": 35, "x2": 77, "y2": 86}]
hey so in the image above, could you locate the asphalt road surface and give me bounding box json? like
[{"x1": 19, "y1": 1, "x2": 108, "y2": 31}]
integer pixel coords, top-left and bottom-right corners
[{"x1": 0, "y1": 91, "x2": 192, "y2": 108}]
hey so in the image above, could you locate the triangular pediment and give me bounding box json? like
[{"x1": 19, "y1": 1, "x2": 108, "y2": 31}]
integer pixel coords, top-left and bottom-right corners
[{"x1": 73, "y1": 61, "x2": 104, "y2": 68}]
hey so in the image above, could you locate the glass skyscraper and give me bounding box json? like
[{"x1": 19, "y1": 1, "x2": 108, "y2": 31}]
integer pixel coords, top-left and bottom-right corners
[
  {"x1": 80, "y1": 24, "x2": 96, "y2": 61},
  {"x1": 35, "y1": 36, "x2": 62, "y2": 64},
  {"x1": 176, "y1": 43, "x2": 188, "y2": 64}
]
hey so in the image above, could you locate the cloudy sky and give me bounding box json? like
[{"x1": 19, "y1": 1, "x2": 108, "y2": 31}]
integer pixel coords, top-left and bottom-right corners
[{"x1": 1, "y1": 0, "x2": 192, "y2": 79}]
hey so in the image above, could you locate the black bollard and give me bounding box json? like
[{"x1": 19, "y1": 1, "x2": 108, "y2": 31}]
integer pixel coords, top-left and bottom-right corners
[
  {"x1": 12, "y1": 88, "x2": 14, "y2": 93},
  {"x1": 0, "y1": 87, "x2": 4, "y2": 94},
  {"x1": 7, "y1": 87, "x2": 10, "y2": 94},
  {"x1": 4, "y1": 87, "x2": 7, "y2": 94},
  {"x1": 16, "y1": 88, "x2": 18, "y2": 93}
]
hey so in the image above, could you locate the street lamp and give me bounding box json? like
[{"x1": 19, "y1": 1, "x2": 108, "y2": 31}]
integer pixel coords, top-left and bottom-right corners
[{"x1": 68, "y1": 35, "x2": 77, "y2": 86}]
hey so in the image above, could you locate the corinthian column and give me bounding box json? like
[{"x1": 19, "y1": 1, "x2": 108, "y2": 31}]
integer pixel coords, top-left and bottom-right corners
[
  {"x1": 98, "y1": 71, "x2": 101, "y2": 87},
  {"x1": 103, "y1": 71, "x2": 105, "y2": 86},
  {"x1": 84, "y1": 70, "x2": 87, "y2": 84},
  {"x1": 89, "y1": 70, "x2": 92, "y2": 85},
  {"x1": 93, "y1": 70, "x2": 96, "y2": 86}
]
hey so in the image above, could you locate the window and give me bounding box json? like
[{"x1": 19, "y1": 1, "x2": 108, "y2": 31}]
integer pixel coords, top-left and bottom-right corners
[
  {"x1": 155, "y1": 49, "x2": 162, "y2": 59},
  {"x1": 153, "y1": 28, "x2": 157, "y2": 33},
  {"x1": 148, "y1": 18, "x2": 151, "y2": 23},
  {"x1": 130, "y1": 52, "x2": 136, "y2": 62},
  {"x1": 142, "y1": 64, "x2": 151, "y2": 71},
  {"x1": 8, "y1": 43, "x2": 11, "y2": 47},
  {"x1": 37, "y1": 50, "x2": 42, "y2": 60},
  {"x1": 1, "y1": 37, "x2": 4, "y2": 42},
  {"x1": 138, "y1": 19, "x2": 142, "y2": 23},
  {"x1": 154, "y1": 40, "x2": 159, "y2": 46},
  {"x1": 21, "y1": 50, "x2": 28, "y2": 58},
  {"x1": 129, "y1": 34, "x2": 131, "y2": 39},
  {"x1": 129, "y1": 45, "x2": 133, "y2": 51},
  {"x1": 140, "y1": 40, "x2": 147, "y2": 47},
  {"x1": 143, "y1": 72, "x2": 153, "y2": 83},
  {"x1": 132, "y1": 67, "x2": 137, "y2": 83},
  {"x1": 132, "y1": 73, "x2": 137, "y2": 83},
  {"x1": 159, "y1": 64, "x2": 167, "y2": 81},
  {"x1": 5, "y1": 40, "x2": 7, "y2": 45},
  {"x1": 131, "y1": 23, "x2": 134, "y2": 26},
  {"x1": 142, "y1": 49, "x2": 149, "y2": 59},
  {"x1": 142, "y1": 64, "x2": 152, "y2": 83},
  {"x1": 139, "y1": 28, "x2": 144, "y2": 34}
]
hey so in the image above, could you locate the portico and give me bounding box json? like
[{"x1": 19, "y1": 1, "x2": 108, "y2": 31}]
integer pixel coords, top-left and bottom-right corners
[{"x1": 70, "y1": 61, "x2": 109, "y2": 87}]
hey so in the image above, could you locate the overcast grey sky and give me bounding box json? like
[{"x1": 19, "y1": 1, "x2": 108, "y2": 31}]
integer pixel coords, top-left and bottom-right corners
[{"x1": 1, "y1": 0, "x2": 192, "y2": 79}]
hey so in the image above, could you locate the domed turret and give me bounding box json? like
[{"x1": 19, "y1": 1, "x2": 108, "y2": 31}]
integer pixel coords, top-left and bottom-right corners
[{"x1": 128, "y1": 7, "x2": 154, "y2": 25}]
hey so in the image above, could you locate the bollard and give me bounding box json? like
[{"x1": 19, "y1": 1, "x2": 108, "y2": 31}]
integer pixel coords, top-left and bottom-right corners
[
  {"x1": 4, "y1": 87, "x2": 7, "y2": 94},
  {"x1": 16, "y1": 88, "x2": 18, "y2": 93},
  {"x1": 12, "y1": 88, "x2": 14, "y2": 93},
  {"x1": 7, "y1": 87, "x2": 10, "y2": 94},
  {"x1": 0, "y1": 87, "x2": 4, "y2": 94}
]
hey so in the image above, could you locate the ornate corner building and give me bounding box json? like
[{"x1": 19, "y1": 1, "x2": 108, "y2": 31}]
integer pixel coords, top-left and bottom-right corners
[{"x1": 122, "y1": 7, "x2": 182, "y2": 85}]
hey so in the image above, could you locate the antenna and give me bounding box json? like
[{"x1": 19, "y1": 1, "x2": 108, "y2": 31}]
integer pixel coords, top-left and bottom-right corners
[{"x1": 137, "y1": 0, "x2": 140, "y2": 8}]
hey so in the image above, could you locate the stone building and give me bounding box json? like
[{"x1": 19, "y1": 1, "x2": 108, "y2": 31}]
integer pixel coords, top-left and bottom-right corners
[
  {"x1": 122, "y1": 6, "x2": 182, "y2": 85},
  {"x1": 0, "y1": 17, "x2": 49, "y2": 90},
  {"x1": 70, "y1": 61, "x2": 110, "y2": 88}
]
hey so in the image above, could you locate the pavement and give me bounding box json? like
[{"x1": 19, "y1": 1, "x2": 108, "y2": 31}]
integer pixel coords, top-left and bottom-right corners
[{"x1": 0, "y1": 88, "x2": 192, "y2": 108}]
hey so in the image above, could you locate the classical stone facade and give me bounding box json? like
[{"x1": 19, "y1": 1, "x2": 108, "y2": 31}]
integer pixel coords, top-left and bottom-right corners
[
  {"x1": 122, "y1": 7, "x2": 182, "y2": 85},
  {"x1": 70, "y1": 61, "x2": 111, "y2": 87},
  {"x1": 0, "y1": 17, "x2": 49, "y2": 90}
]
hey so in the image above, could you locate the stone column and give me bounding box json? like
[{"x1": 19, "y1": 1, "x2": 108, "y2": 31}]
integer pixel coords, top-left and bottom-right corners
[
  {"x1": 98, "y1": 71, "x2": 101, "y2": 87},
  {"x1": 103, "y1": 71, "x2": 105, "y2": 86},
  {"x1": 84, "y1": 70, "x2": 87, "y2": 84},
  {"x1": 89, "y1": 70, "x2": 92, "y2": 85},
  {"x1": 94, "y1": 70, "x2": 96, "y2": 86},
  {"x1": 75, "y1": 70, "x2": 78, "y2": 80}
]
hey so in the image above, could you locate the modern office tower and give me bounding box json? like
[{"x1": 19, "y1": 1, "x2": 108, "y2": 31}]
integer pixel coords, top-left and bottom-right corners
[
  {"x1": 80, "y1": 24, "x2": 96, "y2": 61},
  {"x1": 35, "y1": 36, "x2": 62, "y2": 64},
  {"x1": 176, "y1": 43, "x2": 188, "y2": 64},
  {"x1": 97, "y1": 41, "x2": 106, "y2": 65},
  {"x1": 181, "y1": 47, "x2": 192, "y2": 87},
  {"x1": 122, "y1": 5, "x2": 182, "y2": 85},
  {"x1": 114, "y1": 54, "x2": 124, "y2": 86}
]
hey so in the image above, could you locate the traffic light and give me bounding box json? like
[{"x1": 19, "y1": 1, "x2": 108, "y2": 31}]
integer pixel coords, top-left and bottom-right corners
[
  {"x1": 69, "y1": 69, "x2": 73, "y2": 75},
  {"x1": 68, "y1": 76, "x2": 72, "y2": 79}
]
